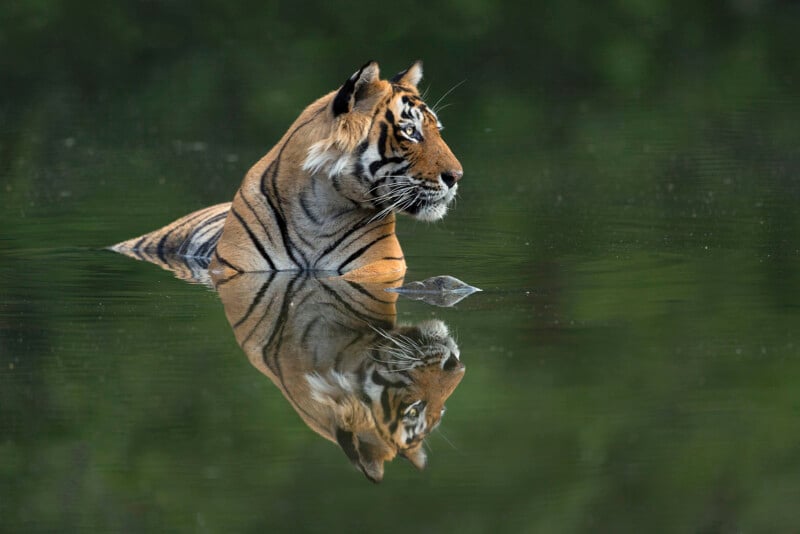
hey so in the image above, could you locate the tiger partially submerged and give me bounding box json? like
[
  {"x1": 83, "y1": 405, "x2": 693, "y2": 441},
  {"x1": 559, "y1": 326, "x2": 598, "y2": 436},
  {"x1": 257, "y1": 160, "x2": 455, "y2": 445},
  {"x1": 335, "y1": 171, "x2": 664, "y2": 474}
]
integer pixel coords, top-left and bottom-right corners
[{"x1": 112, "y1": 61, "x2": 463, "y2": 281}]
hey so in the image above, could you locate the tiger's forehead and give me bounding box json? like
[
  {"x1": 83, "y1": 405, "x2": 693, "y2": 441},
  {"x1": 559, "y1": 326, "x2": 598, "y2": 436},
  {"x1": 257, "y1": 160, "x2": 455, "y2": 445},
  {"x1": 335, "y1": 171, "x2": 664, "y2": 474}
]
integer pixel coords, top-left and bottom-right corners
[{"x1": 393, "y1": 92, "x2": 441, "y2": 128}]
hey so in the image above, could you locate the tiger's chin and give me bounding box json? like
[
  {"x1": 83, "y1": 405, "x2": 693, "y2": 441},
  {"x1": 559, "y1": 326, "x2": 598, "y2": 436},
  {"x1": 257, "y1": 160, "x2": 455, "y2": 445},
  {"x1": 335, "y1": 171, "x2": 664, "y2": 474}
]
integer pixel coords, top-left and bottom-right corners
[
  {"x1": 410, "y1": 203, "x2": 449, "y2": 222},
  {"x1": 404, "y1": 186, "x2": 457, "y2": 222}
]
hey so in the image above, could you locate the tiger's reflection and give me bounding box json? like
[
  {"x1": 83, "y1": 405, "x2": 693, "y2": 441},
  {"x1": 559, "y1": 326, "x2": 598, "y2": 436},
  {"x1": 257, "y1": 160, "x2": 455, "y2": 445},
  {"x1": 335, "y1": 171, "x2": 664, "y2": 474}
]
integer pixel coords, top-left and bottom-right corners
[{"x1": 216, "y1": 272, "x2": 464, "y2": 483}]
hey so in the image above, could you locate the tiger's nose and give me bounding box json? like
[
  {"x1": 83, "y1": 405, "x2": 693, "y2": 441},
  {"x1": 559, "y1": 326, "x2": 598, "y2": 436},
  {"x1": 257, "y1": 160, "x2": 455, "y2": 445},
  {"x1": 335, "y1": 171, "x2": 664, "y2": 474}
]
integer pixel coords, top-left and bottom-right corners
[
  {"x1": 442, "y1": 354, "x2": 462, "y2": 371},
  {"x1": 441, "y1": 170, "x2": 463, "y2": 189}
]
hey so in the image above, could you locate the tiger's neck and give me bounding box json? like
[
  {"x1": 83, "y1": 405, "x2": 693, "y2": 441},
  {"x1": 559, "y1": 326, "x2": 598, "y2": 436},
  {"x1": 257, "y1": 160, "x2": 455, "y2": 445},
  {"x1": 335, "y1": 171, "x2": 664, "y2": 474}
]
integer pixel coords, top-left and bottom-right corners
[{"x1": 210, "y1": 156, "x2": 405, "y2": 280}]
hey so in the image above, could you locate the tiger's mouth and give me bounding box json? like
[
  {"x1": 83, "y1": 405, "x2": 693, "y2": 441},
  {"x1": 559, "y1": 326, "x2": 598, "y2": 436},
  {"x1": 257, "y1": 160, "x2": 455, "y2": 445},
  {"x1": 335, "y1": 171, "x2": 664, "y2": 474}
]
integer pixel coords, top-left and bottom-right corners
[{"x1": 367, "y1": 176, "x2": 457, "y2": 222}]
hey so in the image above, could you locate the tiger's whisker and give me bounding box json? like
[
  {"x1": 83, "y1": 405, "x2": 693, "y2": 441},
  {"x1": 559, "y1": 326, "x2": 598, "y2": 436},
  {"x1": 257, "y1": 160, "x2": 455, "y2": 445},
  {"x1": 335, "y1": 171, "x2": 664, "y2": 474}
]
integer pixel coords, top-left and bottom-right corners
[
  {"x1": 432, "y1": 79, "x2": 466, "y2": 114},
  {"x1": 369, "y1": 325, "x2": 420, "y2": 354},
  {"x1": 435, "y1": 428, "x2": 458, "y2": 451}
]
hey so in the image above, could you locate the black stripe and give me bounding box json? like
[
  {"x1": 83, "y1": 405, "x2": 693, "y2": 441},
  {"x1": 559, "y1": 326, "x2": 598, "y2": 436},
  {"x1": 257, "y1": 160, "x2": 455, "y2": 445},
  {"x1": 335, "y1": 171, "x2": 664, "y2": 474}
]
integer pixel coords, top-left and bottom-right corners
[
  {"x1": 231, "y1": 207, "x2": 276, "y2": 270},
  {"x1": 135, "y1": 206, "x2": 217, "y2": 254},
  {"x1": 178, "y1": 211, "x2": 228, "y2": 257},
  {"x1": 371, "y1": 368, "x2": 406, "y2": 388},
  {"x1": 195, "y1": 227, "x2": 223, "y2": 258},
  {"x1": 337, "y1": 233, "x2": 393, "y2": 273},
  {"x1": 330, "y1": 174, "x2": 345, "y2": 195},
  {"x1": 165, "y1": 206, "x2": 221, "y2": 250},
  {"x1": 378, "y1": 118, "x2": 397, "y2": 157},
  {"x1": 238, "y1": 272, "x2": 280, "y2": 347},
  {"x1": 212, "y1": 249, "x2": 242, "y2": 273},
  {"x1": 172, "y1": 205, "x2": 218, "y2": 232},
  {"x1": 346, "y1": 280, "x2": 396, "y2": 305},
  {"x1": 232, "y1": 275, "x2": 273, "y2": 329},
  {"x1": 259, "y1": 110, "x2": 324, "y2": 269},
  {"x1": 292, "y1": 199, "x2": 318, "y2": 249},
  {"x1": 332, "y1": 61, "x2": 373, "y2": 117},
  {"x1": 390, "y1": 68, "x2": 409, "y2": 83},
  {"x1": 260, "y1": 187, "x2": 302, "y2": 268},
  {"x1": 261, "y1": 282, "x2": 292, "y2": 376},
  {"x1": 299, "y1": 191, "x2": 322, "y2": 226},
  {"x1": 314, "y1": 215, "x2": 377, "y2": 265},
  {"x1": 381, "y1": 389, "x2": 392, "y2": 423},
  {"x1": 239, "y1": 189, "x2": 278, "y2": 248},
  {"x1": 369, "y1": 156, "x2": 405, "y2": 176},
  {"x1": 211, "y1": 271, "x2": 241, "y2": 288},
  {"x1": 156, "y1": 232, "x2": 170, "y2": 264},
  {"x1": 317, "y1": 278, "x2": 388, "y2": 325},
  {"x1": 338, "y1": 220, "x2": 394, "y2": 252},
  {"x1": 378, "y1": 122, "x2": 389, "y2": 158},
  {"x1": 310, "y1": 282, "x2": 395, "y2": 321},
  {"x1": 392, "y1": 120, "x2": 406, "y2": 143},
  {"x1": 260, "y1": 276, "x2": 327, "y2": 431},
  {"x1": 335, "y1": 429, "x2": 359, "y2": 464}
]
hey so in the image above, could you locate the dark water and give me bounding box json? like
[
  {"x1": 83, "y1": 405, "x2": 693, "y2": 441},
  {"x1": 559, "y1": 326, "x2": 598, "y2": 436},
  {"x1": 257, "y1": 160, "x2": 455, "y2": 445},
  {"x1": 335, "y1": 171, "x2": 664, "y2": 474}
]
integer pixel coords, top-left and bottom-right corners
[
  {"x1": 4, "y1": 105, "x2": 800, "y2": 531},
  {"x1": 3, "y1": 4, "x2": 800, "y2": 531}
]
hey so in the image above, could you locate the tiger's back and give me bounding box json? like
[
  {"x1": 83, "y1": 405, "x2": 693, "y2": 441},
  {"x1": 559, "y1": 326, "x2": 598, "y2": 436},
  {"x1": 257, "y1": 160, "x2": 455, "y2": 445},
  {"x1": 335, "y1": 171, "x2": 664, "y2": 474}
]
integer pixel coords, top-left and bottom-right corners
[{"x1": 111, "y1": 203, "x2": 229, "y2": 264}]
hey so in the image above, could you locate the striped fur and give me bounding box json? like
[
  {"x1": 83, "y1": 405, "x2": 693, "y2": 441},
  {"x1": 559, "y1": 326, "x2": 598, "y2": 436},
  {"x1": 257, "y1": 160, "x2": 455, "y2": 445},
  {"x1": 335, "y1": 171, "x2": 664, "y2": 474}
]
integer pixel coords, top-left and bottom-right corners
[
  {"x1": 111, "y1": 203, "x2": 230, "y2": 284},
  {"x1": 218, "y1": 272, "x2": 465, "y2": 482},
  {"x1": 110, "y1": 61, "x2": 463, "y2": 282}
]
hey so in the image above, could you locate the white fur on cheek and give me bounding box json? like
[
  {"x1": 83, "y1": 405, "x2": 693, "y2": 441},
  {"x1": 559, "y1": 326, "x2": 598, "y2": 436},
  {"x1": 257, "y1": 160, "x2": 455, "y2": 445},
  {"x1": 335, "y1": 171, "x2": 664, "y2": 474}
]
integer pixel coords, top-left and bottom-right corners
[
  {"x1": 306, "y1": 370, "x2": 356, "y2": 404},
  {"x1": 303, "y1": 142, "x2": 354, "y2": 178},
  {"x1": 303, "y1": 141, "x2": 334, "y2": 175}
]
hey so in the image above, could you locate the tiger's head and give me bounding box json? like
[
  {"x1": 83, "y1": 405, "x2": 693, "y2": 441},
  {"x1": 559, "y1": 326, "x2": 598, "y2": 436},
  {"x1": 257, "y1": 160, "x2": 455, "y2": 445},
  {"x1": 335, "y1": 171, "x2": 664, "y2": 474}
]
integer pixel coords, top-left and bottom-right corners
[
  {"x1": 308, "y1": 319, "x2": 464, "y2": 483},
  {"x1": 304, "y1": 61, "x2": 463, "y2": 222}
]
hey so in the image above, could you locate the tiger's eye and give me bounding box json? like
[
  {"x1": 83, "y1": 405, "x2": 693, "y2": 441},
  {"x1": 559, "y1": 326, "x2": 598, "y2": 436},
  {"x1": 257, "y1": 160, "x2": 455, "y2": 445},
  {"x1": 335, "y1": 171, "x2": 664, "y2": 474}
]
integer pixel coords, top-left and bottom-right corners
[
  {"x1": 404, "y1": 125, "x2": 415, "y2": 136},
  {"x1": 408, "y1": 407, "x2": 418, "y2": 417}
]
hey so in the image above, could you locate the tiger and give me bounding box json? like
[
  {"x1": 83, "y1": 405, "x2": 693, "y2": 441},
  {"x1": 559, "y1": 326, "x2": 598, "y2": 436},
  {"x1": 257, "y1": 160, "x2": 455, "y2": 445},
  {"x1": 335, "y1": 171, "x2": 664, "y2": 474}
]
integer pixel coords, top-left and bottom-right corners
[
  {"x1": 111, "y1": 61, "x2": 463, "y2": 281},
  {"x1": 217, "y1": 271, "x2": 465, "y2": 482}
]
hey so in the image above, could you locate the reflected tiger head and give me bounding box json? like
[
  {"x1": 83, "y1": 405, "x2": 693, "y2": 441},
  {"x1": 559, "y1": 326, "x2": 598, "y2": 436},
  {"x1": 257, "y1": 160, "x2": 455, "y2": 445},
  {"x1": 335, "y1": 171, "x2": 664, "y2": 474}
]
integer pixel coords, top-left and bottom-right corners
[
  {"x1": 308, "y1": 319, "x2": 464, "y2": 482},
  {"x1": 303, "y1": 61, "x2": 463, "y2": 222}
]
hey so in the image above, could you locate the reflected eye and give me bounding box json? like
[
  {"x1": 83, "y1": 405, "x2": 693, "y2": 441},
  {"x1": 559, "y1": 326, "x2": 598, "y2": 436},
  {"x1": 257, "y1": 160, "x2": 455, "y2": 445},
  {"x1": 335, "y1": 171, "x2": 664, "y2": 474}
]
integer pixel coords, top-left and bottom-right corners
[
  {"x1": 405, "y1": 400, "x2": 425, "y2": 419},
  {"x1": 404, "y1": 125, "x2": 416, "y2": 137}
]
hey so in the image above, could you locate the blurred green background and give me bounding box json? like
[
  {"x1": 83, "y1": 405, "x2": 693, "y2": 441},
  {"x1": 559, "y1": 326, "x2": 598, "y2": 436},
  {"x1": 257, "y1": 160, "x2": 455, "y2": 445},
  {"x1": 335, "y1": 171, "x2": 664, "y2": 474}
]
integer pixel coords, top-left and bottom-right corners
[{"x1": 2, "y1": 1, "x2": 800, "y2": 532}]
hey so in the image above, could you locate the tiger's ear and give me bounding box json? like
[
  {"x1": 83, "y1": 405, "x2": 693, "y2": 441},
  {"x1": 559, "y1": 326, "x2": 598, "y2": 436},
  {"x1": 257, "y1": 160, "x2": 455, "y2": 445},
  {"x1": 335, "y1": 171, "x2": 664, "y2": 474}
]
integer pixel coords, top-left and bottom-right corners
[
  {"x1": 402, "y1": 444, "x2": 427, "y2": 471},
  {"x1": 332, "y1": 61, "x2": 381, "y2": 117},
  {"x1": 390, "y1": 60, "x2": 423, "y2": 88},
  {"x1": 355, "y1": 439, "x2": 386, "y2": 483},
  {"x1": 335, "y1": 428, "x2": 385, "y2": 483}
]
